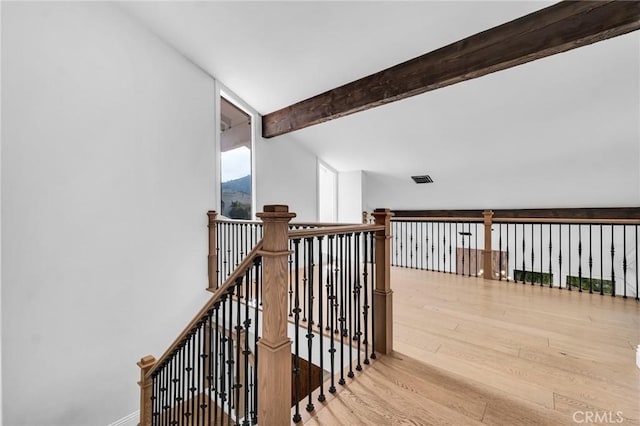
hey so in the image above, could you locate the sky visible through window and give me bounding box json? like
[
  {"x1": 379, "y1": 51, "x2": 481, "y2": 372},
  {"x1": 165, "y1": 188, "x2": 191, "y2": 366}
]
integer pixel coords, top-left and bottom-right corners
[{"x1": 221, "y1": 146, "x2": 251, "y2": 182}]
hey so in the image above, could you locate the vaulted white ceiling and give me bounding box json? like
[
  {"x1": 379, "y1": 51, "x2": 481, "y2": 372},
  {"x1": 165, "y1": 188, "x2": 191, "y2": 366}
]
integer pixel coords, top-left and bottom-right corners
[{"x1": 119, "y1": 1, "x2": 640, "y2": 209}]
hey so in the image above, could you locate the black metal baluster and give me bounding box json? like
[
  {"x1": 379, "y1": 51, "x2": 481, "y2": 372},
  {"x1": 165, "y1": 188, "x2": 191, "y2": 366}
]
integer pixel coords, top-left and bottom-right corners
[
  {"x1": 468, "y1": 222, "x2": 472, "y2": 277},
  {"x1": 549, "y1": 224, "x2": 553, "y2": 288},
  {"x1": 425, "y1": 222, "x2": 430, "y2": 270},
  {"x1": 189, "y1": 332, "x2": 195, "y2": 423},
  {"x1": 568, "y1": 225, "x2": 572, "y2": 291},
  {"x1": 436, "y1": 222, "x2": 440, "y2": 272},
  {"x1": 611, "y1": 224, "x2": 616, "y2": 296},
  {"x1": 475, "y1": 222, "x2": 478, "y2": 277},
  {"x1": 455, "y1": 222, "x2": 458, "y2": 275},
  {"x1": 208, "y1": 309, "x2": 214, "y2": 426},
  {"x1": 419, "y1": 221, "x2": 423, "y2": 270},
  {"x1": 227, "y1": 288, "x2": 234, "y2": 426},
  {"x1": 195, "y1": 326, "x2": 201, "y2": 426},
  {"x1": 623, "y1": 226, "x2": 628, "y2": 298},
  {"x1": 589, "y1": 225, "x2": 593, "y2": 293},
  {"x1": 363, "y1": 232, "x2": 370, "y2": 366},
  {"x1": 530, "y1": 223, "x2": 535, "y2": 285},
  {"x1": 338, "y1": 234, "x2": 346, "y2": 386},
  {"x1": 235, "y1": 281, "x2": 243, "y2": 426},
  {"x1": 393, "y1": 222, "x2": 398, "y2": 266},
  {"x1": 317, "y1": 236, "x2": 326, "y2": 403},
  {"x1": 370, "y1": 232, "x2": 376, "y2": 360},
  {"x1": 539, "y1": 223, "x2": 543, "y2": 286},
  {"x1": 514, "y1": 224, "x2": 519, "y2": 283},
  {"x1": 213, "y1": 303, "x2": 219, "y2": 424},
  {"x1": 151, "y1": 372, "x2": 158, "y2": 425},
  {"x1": 355, "y1": 233, "x2": 362, "y2": 373},
  {"x1": 169, "y1": 349, "x2": 180, "y2": 425},
  {"x1": 432, "y1": 222, "x2": 436, "y2": 271},
  {"x1": 442, "y1": 223, "x2": 447, "y2": 273},
  {"x1": 520, "y1": 224, "x2": 526, "y2": 283},
  {"x1": 252, "y1": 258, "x2": 260, "y2": 425},
  {"x1": 288, "y1": 246, "x2": 293, "y2": 317},
  {"x1": 306, "y1": 238, "x2": 316, "y2": 412},
  {"x1": 409, "y1": 222, "x2": 414, "y2": 268},
  {"x1": 347, "y1": 234, "x2": 355, "y2": 380},
  {"x1": 632, "y1": 225, "x2": 640, "y2": 300},
  {"x1": 303, "y1": 239, "x2": 308, "y2": 322},
  {"x1": 506, "y1": 223, "x2": 510, "y2": 282},
  {"x1": 219, "y1": 296, "x2": 227, "y2": 420},
  {"x1": 558, "y1": 224, "x2": 563, "y2": 289},
  {"x1": 243, "y1": 267, "x2": 252, "y2": 426},
  {"x1": 159, "y1": 365, "x2": 162, "y2": 425},
  {"x1": 449, "y1": 222, "x2": 453, "y2": 273},
  {"x1": 328, "y1": 235, "x2": 337, "y2": 394},
  {"x1": 600, "y1": 225, "x2": 604, "y2": 295},
  {"x1": 460, "y1": 223, "x2": 465, "y2": 277},
  {"x1": 578, "y1": 225, "x2": 583, "y2": 292},
  {"x1": 292, "y1": 238, "x2": 301, "y2": 423}
]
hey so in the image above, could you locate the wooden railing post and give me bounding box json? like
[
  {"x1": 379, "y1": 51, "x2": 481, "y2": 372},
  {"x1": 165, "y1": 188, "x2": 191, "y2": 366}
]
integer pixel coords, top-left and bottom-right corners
[
  {"x1": 372, "y1": 208, "x2": 393, "y2": 355},
  {"x1": 483, "y1": 210, "x2": 494, "y2": 280},
  {"x1": 207, "y1": 210, "x2": 218, "y2": 291},
  {"x1": 256, "y1": 205, "x2": 296, "y2": 425},
  {"x1": 137, "y1": 355, "x2": 156, "y2": 426}
]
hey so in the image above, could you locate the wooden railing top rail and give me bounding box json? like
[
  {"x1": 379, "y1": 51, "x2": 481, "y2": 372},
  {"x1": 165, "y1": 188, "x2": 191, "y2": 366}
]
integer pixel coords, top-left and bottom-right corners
[
  {"x1": 391, "y1": 207, "x2": 640, "y2": 220},
  {"x1": 492, "y1": 218, "x2": 640, "y2": 225},
  {"x1": 288, "y1": 224, "x2": 384, "y2": 239},
  {"x1": 216, "y1": 217, "x2": 359, "y2": 228},
  {"x1": 146, "y1": 240, "x2": 264, "y2": 379},
  {"x1": 392, "y1": 216, "x2": 482, "y2": 223},
  {"x1": 391, "y1": 216, "x2": 640, "y2": 225}
]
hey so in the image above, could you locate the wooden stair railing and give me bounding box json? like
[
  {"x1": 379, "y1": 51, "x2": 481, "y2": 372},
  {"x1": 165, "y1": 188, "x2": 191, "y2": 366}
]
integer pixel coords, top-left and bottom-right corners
[
  {"x1": 390, "y1": 207, "x2": 640, "y2": 299},
  {"x1": 139, "y1": 205, "x2": 394, "y2": 426},
  {"x1": 138, "y1": 240, "x2": 264, "y2": 426}
]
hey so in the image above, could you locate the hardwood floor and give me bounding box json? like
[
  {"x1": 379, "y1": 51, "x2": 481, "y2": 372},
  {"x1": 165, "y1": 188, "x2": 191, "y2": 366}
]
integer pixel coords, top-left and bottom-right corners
[{"x1": 301, "y1": 267, "x2": 640, "y2": 425}]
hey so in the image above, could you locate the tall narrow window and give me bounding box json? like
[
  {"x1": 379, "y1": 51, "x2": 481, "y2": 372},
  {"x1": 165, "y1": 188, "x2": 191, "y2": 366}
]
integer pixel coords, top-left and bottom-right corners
[
  {"x1": 318, "y1": 160, "x2": 337, "y2": 222},
  {"x1": 220, "y1": 97, "x2": 252, "y2": 219}
]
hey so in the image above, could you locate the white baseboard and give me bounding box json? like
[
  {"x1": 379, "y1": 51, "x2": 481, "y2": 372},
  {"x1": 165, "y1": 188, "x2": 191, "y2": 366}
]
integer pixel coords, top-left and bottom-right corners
[{"x1": 107, "y1": 411, "x2": 139, "y2": 426}]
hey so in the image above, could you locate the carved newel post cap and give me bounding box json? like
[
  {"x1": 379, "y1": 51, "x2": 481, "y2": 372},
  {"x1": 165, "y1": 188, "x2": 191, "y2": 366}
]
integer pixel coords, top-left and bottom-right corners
[
  {"x1": 137, "y1": 355, "x2": 156, "y2": 369},
  {"x1": 263, "y1": 205, "x2": 289, "y2": 213}
]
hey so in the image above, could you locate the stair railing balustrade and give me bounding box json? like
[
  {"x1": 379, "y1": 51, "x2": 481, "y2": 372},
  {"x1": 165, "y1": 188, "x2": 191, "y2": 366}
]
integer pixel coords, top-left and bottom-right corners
[
  {"x1": 390, "y1": 208, "x2": 640, "y2": 300},
  {"x1": 140, "y1": 206, "x2": 393, "y2": 426}
]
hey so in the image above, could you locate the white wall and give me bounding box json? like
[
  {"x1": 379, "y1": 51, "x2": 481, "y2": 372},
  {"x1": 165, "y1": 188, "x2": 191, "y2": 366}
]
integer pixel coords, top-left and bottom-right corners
[
  {"x1": 338, "y1": 171, "x2": 363, "y2": 223},
  {"x1": 255, "y1": 133, "x2": 318, "y2": 221},
  {"x1": 1, "y1": 3, "x2": 216, "y2": 425}
]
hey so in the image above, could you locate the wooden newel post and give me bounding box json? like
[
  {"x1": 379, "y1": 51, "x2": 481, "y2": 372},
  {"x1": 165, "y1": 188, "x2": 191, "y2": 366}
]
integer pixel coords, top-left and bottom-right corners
[
  {"x1": 372, "y1": 208, "x2": 393, "y2": 355},
  {"x1": 207, "y1": 210, "x2": 218, "y2": 291},
  {"x1": 137, "y1": 355, "x2": 156, "y2": 426},
  {"x1": 483, "y1": 210, "x2": 494, "y2": 280},
  {"x1": 256, "y1": 205, "x2": 295, "y2": 425}
]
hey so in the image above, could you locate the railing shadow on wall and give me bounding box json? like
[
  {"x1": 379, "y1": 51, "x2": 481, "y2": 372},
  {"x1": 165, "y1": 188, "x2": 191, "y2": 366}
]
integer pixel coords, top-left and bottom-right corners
[
  {"x1": 138, "y1": 206, "x2": 393, "y2": 426},
  {"x1": 390, "y1": 207, "x2": 640, "y2": 300}
]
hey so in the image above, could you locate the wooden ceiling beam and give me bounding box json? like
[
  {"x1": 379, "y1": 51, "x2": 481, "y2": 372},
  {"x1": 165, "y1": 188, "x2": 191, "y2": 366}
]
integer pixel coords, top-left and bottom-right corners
[{"x1": 262, "y1": 1, "x2": 640, "y2": 138}]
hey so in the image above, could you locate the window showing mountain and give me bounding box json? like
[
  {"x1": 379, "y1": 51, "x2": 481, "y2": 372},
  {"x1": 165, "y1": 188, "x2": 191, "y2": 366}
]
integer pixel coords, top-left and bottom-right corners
[{"x1": 221, "y1": 174, "x2": 251, "y2": 194}]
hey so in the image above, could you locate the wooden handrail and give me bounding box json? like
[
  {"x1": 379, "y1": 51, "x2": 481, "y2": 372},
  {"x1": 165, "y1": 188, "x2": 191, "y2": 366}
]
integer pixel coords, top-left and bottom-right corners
[
  {"x1": 216, "y1": 218, "x2": 359, "y2": 228},
  {"x1": 146, "y1": 240, "x2": 264, "y2": 379},
  {"x1": 391, "y1": 216, "x2": 483, "y2": 223},
  {"x1": 392, "y1": 207, "x2": 640, "y2": 220},
  {"x1": 288, "y1": 224, "x2": 385, "y2": 239},
  {"x1": 392, "y1": 216, "x2": 640, "y2": 225},
  {"x1": 492, "y1": 218, "x2": 640, "y2": 225}
]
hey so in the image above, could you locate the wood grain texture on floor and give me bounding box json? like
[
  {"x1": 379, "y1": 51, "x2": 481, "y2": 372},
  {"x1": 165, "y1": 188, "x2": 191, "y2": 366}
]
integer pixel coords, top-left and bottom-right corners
[{"x1": 301, "y1": 268, "x2": 640, "y2": 425}]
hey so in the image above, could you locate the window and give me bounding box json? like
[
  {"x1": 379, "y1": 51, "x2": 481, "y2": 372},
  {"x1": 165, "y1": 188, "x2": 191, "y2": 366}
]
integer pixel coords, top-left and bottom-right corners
[
  {"x1": 220, "y1": 96, "x2": 252, "y2": 219},
  {"x1": 317, "y1": 160, "x2": 337, "y2": 222}
]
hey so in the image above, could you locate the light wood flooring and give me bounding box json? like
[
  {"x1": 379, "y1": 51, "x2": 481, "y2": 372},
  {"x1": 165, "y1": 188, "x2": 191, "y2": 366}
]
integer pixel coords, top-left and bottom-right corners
[{"x1": 301, "y1": 267, "x2": 640, "y2": 425}]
